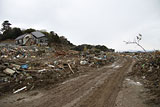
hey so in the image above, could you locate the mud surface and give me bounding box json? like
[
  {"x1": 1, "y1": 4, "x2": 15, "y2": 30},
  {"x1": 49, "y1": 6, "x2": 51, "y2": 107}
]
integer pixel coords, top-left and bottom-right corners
[
  {"x1": 115, "y1": 60, "x2": 149, "y2": 107},
  {"x1": 0, "y1": 58, "x2": 147, "y2": 107}
]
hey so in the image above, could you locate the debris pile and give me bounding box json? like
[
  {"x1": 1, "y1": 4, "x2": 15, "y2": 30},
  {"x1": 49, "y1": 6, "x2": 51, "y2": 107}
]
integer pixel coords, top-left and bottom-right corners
[
  {"x1": 0, "y1": 45, "x2": 116, "y2": 95},
  {"x1": 131, "y1": 51, "x2": 160, "y2": 105}
]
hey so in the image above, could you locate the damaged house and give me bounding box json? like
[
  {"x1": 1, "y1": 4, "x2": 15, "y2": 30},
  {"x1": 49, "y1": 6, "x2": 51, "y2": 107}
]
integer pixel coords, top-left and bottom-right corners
[{"x1": 15, "y1": 31, "x2": 48, "y2": 45}]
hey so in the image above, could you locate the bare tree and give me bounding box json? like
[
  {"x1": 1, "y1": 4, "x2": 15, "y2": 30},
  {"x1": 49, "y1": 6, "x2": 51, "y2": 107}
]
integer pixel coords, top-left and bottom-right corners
[{"x1": 124, "y1": 34, "x2": 146, "y2": 52}]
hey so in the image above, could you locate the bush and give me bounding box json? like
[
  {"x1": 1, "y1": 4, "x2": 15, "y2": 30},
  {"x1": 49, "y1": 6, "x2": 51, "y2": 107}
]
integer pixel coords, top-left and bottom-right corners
[{"x1": 0, "y1": 27, "x2": 22, "y2": 40}]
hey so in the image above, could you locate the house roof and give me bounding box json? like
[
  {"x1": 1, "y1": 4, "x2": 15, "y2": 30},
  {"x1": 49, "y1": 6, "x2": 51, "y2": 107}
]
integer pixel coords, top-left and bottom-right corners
[
  {"x1": 15, "y1": 34, "x2": 27, "y2": 40},
  {"x1": 31, "y1": 31, "x2": 45, "y2": 38},
  {"x1": 15, "y1": 31, "x2": 46, "y2": 40}
]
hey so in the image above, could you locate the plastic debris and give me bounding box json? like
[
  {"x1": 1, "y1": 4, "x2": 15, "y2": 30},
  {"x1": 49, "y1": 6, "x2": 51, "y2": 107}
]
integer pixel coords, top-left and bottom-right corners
[{"x1": 21, "y1": 64, "x2": 28, "y2": 69}]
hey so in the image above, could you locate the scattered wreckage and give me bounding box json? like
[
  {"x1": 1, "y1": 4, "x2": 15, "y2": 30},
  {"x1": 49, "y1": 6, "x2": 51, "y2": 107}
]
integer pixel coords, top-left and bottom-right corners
[{"x1": 0, "y1": 45, "x2": 116, "y2": 95}]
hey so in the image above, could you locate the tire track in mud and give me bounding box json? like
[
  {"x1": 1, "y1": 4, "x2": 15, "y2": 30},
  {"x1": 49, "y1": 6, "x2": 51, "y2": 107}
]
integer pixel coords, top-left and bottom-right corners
[{"x1": 73, "y1": 58, "x2": 132, "y2": 107}]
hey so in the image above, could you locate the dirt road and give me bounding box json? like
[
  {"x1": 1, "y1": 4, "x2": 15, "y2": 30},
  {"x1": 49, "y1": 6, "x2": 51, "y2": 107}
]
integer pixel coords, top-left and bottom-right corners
[{"x1": 0, "y1": 58, "x2": 136, "y2": 107}]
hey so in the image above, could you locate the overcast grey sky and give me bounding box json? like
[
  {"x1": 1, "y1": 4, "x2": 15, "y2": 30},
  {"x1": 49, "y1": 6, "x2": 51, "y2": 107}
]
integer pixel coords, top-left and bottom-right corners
[{"x1": 0, "y1": 0, "x2": 160, "y2": 51}]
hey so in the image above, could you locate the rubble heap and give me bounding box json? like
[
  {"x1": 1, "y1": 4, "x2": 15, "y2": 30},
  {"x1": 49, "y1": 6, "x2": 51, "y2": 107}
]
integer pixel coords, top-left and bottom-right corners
[
  {"x1": 0, "y1": 45, "x2": 116, "y2": 95},
  {"x1": 132, "y1": 51, "x2": 160, "y2": 105}
]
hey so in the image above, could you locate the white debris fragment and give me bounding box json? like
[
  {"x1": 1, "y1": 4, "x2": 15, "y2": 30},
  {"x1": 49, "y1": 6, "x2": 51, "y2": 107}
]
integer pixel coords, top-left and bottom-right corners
[
  {"x1": 80, "y1": 61, "x2": 88, "y2": 65},
  {"x1": 3, "y1": 68, "x2": 16, "y2": 75},
  {"x1": 13, "y1": 86, "x2": 27, "y2": 94},
  {"x1": 48, "y1": 65, "x2": 55, "y2": 68},
  {"x1": 38, "y1": 69, "x2": 46, "y2": 72},
  {"x1": 126, "y1": 78, "x2": 142, "y2": 86}
]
